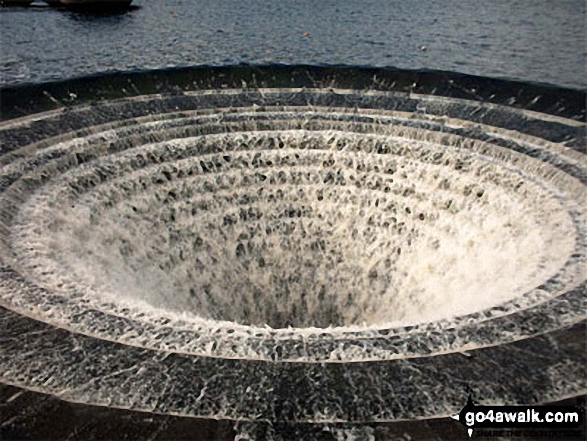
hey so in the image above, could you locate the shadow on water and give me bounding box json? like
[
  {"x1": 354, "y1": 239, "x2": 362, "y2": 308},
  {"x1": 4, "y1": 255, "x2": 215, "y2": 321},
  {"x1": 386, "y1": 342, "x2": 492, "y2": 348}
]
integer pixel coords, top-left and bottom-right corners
[
  {"x1": 0, "y1": 3, "x2": 140, "y2": 16},
  {"x1": 57, "y1": 5, "x2": 140, "y2": 26},
  {"x1": 61, "y1": 4, "x2": 140, "y2": 18}
]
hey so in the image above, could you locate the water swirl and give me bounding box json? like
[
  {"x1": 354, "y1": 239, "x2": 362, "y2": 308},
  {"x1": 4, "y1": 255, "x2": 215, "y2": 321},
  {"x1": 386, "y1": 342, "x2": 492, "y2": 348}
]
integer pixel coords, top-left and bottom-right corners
[{"x1": 1, "y1": 66, "x2": 585, "y2": 423}]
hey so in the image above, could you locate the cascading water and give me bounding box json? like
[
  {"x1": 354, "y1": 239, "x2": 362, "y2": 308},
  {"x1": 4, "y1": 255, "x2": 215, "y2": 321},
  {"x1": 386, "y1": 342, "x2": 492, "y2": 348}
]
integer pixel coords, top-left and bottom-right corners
[{"x1": 0, "y1": 66, "x2": 585, "y2": 437}]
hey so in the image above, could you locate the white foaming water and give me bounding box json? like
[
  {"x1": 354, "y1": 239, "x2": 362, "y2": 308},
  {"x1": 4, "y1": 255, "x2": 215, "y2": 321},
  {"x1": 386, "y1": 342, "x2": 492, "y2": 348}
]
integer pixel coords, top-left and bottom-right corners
[
  {"x1": 0, "y1": 69, "x2": 586, "y2": 431},
  {"x1": 0, "y1": 86, "x2": 584, "y2": 368},
  {"x1": 9, "y1": 128, "x2": 579, "y2": 329}
]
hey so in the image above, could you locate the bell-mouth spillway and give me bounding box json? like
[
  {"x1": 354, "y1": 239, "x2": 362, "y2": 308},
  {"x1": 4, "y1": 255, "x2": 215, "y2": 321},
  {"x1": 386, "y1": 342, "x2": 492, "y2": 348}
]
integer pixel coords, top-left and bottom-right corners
[{"x1": 0, "y1": 65, "x2": 585, "y2": 425}]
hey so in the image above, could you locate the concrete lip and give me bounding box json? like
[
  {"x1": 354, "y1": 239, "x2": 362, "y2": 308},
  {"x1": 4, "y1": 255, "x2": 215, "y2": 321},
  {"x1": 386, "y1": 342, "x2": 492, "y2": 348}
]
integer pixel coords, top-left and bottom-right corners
[{"x1": 0, "y1": 66, "x2": 585, "y2": 423}]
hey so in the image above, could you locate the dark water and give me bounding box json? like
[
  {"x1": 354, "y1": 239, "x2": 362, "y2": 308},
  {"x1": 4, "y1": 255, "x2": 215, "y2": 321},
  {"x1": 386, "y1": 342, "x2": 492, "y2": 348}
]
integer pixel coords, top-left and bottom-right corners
[{"x1": 1, "y1": 0, "x2": 586, "y2": 89}]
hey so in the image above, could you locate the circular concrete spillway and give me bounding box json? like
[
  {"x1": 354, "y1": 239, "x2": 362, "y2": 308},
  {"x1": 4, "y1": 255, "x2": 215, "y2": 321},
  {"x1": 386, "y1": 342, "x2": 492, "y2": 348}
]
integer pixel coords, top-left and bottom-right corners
[{"x1": 0, "y1": 66, "x2": 585, "y2": 428}]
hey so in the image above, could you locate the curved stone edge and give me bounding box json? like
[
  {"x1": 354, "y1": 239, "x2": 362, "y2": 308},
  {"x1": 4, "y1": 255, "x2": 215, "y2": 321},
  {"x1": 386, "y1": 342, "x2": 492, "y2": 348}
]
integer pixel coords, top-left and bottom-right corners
[
  {"x1": 1, "y1": 305, "x2": 585, "y2": 422},
  {"x1": 1, "y1": 65, "x2": 585, "y2": 123},
  {"x1": 2, "y1": 383, "x2": 583, "y2": 441},
  {"x1": 1, "y1": 89, "x2": 585, "y2": 153},
  {"x1": 1, "y1": 271, "x2": 585, "y2": 363},
  {"x1": 0, "y1": 92, "x2": 584, "y2": 362}
]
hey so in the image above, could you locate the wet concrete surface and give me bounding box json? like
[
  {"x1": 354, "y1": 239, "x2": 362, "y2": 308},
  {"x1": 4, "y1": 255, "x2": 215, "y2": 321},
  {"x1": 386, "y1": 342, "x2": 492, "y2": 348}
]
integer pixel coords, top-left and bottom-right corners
[{"x1": 1, "y1": 383, "x2": 585, "y2": 440}]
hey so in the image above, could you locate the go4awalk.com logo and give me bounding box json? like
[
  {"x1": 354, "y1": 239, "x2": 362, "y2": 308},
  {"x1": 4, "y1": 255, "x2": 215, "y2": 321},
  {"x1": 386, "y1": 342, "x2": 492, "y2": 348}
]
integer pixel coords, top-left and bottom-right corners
[{"x1": 451, "y1": 395, "x2": 584, "y2": 438}]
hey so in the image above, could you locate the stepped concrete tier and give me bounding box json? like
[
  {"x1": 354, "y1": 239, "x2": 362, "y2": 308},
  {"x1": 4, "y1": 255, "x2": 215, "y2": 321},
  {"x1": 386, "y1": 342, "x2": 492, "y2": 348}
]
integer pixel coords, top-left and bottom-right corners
[{"x1": 0, "y1": 66, "x2": 585, "y2": 435}]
